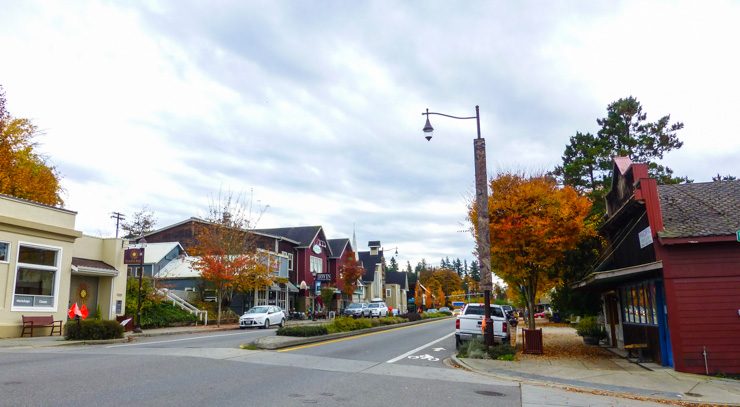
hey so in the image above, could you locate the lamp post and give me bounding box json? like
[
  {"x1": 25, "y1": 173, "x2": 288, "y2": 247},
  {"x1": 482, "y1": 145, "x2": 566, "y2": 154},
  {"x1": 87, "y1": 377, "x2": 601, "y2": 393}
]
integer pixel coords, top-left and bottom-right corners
[
  {"x1": 134, "y1": 237, "x2": 147, "y2": 333},
  {"x1": 422, "y1": 105, "x2": 494, "y2": 347}
]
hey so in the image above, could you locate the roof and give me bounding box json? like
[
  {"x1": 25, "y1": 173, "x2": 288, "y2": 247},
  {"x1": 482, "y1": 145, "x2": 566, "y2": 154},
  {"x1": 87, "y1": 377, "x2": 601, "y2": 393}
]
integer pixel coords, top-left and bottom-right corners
[
  {"x1": 253, "y1": 226, "x2": 323, "y2": 248},
  {"x1": 368, "y1": 240, "x2": 380, "y2": 247},
  {"x1": 71, "y1": 257, "x2": 117, "y2": 272},
  {"x1": 358, "y1": 250, "x2": 383, "y2": 281},
  {"x1": 154, "y1": 257, "x2": 201, "y2": 279},
  {"x1": 127, "y1": 242, "x2": 184, "y2": 263},
  {"x1": 327, "y1": 238, "x2": 351, "y2": 259},
  {"x1": 614, "y1": 156, "x2": 633, "y2": 175},
  {"x1": 385, "y1": 271, "x2": 408, "y2": 290},
  {"x1": 658, "y1": 180, "x2": 740, "y2": 238}
]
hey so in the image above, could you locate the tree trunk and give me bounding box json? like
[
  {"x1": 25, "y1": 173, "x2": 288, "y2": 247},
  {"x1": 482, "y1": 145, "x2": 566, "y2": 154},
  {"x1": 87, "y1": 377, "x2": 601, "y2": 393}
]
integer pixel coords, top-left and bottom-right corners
[
  {"x1": 216, "y1": 287, "x2": 222, "y2": 328},
  {"x1": 527, "y1": 278, "x2": 536, "y2": 330}
]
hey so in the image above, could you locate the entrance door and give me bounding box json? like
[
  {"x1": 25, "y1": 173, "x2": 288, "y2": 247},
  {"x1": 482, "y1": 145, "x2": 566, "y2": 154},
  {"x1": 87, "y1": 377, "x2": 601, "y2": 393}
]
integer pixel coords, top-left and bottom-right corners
[
  {"x1": 69, "y1": 275, "x2": 99, "y2": 314},
  {"x1": 654, "y1": 281, "x2": 674, "y2": 367},
  {"x1": 605, "y1": 294, "x2": 620, "y2": 347}
]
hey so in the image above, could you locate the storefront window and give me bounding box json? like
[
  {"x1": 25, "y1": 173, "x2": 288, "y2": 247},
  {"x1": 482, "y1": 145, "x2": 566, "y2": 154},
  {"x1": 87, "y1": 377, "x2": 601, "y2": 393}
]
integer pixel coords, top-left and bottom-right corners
[
  {"x1": 13, "y1": 243, "x2": 60, "y2": 309},
  {"x1": 620, "y1": 281, "x2": 658, "y2": 326},
  {"x1": 0, "y1": 241, "x2": 9, "y2": 262}
]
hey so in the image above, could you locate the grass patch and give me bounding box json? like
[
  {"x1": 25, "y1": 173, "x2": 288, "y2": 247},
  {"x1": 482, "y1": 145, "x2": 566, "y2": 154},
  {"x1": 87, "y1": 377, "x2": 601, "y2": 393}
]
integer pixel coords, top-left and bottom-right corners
[
  {"x1": 457, "y1": 338, "x2": 516, "y2": 360},
  {"x1": 240, "y1": 343, "x2": 259, "y2": 350}
]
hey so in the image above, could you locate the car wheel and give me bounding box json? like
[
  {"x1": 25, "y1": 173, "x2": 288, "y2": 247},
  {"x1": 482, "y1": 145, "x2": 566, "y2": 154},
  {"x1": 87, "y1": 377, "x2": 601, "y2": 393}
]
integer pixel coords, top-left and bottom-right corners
[
  {"x1": 264, "y1": 319, "x2": 270, "y2": 329},
  {"x1": 455, "y1": 337, "x2": 462, "y2": 351},
  {"x1": 278, "y1": 318, "x2": 285, "y2": 328}
]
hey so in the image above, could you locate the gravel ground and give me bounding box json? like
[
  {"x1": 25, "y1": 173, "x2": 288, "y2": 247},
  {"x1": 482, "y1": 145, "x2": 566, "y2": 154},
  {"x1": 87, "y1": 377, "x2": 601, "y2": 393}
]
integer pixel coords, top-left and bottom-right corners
[{"x1": 513, "y1": 320, "x2": 612, "y2": 360}]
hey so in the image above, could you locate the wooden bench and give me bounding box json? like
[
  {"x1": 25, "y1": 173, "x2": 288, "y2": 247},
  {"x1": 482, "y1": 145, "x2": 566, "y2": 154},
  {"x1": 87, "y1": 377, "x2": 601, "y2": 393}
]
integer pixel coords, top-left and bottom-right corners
[
  {"x1": 624, "y1": 343, "x2": 648, "y2": 361},
  {"x1": 21, "y1": 315, "x2": 63, "y2": 337}
]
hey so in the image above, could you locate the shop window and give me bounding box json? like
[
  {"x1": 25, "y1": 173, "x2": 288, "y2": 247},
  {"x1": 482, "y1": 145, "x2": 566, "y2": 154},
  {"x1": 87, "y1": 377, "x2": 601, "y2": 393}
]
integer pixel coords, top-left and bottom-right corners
[
  {"x1": 0, "y1": 241, "x2": 9, "y2": 262},
  {"x1": 620, "y1": 281, "x2": 658, "y2": 326},
  {"x1": 13, "y1": 243, "x2": 60, "y2": 309}
]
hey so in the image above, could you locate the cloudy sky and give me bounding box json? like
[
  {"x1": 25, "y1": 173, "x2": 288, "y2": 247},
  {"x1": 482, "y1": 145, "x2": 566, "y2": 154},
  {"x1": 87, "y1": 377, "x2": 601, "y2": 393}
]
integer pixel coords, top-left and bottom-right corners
[{"x1": 1, "y1": 1, "x2": 738, "y2": 269}]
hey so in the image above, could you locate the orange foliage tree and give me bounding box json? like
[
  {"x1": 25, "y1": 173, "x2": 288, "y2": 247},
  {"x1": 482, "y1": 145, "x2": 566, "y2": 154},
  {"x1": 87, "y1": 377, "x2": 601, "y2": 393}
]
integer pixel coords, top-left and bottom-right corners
[
  {"x1": 338, "y1": 249, "x2": 365, "y2": 304},
  {"x1": 470, "y1": 172, "x2": 592, "y2": 329},
  {"x1": 191, "y1": 193, "x2": 269, "y2": 326},
  {"x1": 0, "y1": 86, "x2": 63, "y2": 205}
]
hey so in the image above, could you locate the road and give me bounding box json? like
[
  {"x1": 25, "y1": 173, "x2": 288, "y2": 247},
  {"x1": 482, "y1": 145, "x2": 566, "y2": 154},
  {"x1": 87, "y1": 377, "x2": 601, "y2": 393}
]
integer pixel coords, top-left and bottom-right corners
[{"x1": 0, "y1": 319, "x2": 663, "y2": 406}]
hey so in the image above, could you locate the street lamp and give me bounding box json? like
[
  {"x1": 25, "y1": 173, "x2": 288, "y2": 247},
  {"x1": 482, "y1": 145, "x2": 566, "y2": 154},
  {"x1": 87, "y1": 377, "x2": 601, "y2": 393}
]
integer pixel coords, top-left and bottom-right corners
[
  {"x1": 422, "y1": 105, "x2": 494, "y2": 347},
  {"x1": 134, "y1": 237, "x2": 147, "y2": 333}
]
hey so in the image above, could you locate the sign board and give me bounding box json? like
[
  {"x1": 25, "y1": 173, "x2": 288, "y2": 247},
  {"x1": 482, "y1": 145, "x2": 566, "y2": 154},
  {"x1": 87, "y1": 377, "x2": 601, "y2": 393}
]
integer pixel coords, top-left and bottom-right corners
[
  {"x1": 737, "y1": 230, "x2": 740, "y2": 242},
  {"x1": 116, "y1": 300, "x2": 122, "y2": 314},
  {"x1": 452, "y1": 301, "x2": 465, "y2": 307},
  {"x1": 124, "y1": 248, "x2": 145, "y2": 265},
  {"x1": 315, "y1": 281, "x2": 322, "y2": 295},
  {"x1": 638, "y1": 227, "x2": 653, "y2": 249},
  {"x1": 316, "y1": 273, "x2": 332, "y2": 282}
]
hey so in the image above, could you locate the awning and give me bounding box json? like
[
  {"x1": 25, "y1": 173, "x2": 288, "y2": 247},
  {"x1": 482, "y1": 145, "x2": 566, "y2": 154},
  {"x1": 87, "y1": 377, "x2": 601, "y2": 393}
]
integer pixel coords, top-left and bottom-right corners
[
  {"x1": 573, "y1": 261, "x2": 662, "y2": 289},
  {"x1": 71, "y1": 257, "x2": 119, "y2": 277},
  {"x1": 269, "y1": 282, "x2": 299, "y2": 293}
]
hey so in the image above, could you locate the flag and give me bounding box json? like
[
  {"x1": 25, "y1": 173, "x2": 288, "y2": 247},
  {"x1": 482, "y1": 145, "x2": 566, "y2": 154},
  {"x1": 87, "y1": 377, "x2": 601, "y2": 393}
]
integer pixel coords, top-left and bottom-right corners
[
  {"x1": 68, "y1": 303, "x2": 81, "y2": 319},
  {"x1": 80, "y1": 304, "x2": 89, "y2": 320}
]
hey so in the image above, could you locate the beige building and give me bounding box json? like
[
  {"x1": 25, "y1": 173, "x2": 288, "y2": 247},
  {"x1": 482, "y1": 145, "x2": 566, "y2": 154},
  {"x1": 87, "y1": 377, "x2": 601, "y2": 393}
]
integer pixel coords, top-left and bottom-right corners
[{"x1": 0, "y1": 194, "x2": 127, "y2": 338}]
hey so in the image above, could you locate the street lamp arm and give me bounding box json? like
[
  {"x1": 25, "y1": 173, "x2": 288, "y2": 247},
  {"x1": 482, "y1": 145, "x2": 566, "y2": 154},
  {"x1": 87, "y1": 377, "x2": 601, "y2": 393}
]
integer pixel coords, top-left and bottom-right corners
[{"x1": 422, "y1": 111, "x2": 476, "y2": 120}]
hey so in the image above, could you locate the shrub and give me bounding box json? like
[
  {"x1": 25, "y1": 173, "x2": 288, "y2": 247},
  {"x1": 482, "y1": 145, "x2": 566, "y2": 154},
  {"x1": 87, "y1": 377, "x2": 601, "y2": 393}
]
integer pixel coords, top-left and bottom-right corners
[
  {"x1": 421, "y1": 312, "x2": 447, "y2": 319},
  {"x1": 330, "y1": 317, "x2": 372, "y2": 333},
  {"x1": 140, "y1": 302, "x2": 197, "y2": 329},
  {"x1": 276, "y1": 325, "x2": 328, "y2": 337},
  {"x1": 575, "y1": 316, "x2": 606, "y2": 339},
  {"x1": 457, "y1": 338, "x2": 516, "y2": 360},
  {"x1": 439, "y1": 310, "x2": 452, "y2": 316},
  {"x1": 401, "y1": 312, "x2": 421, "y2": 321},
  {"x1": 65, "y1": 319, "x2": 124, "y2": 340}
]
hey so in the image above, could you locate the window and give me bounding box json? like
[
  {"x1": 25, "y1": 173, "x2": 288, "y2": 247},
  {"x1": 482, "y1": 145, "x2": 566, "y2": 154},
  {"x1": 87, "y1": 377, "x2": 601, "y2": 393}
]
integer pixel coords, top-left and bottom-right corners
[
  {"x1": 13, "y1": 243, "x2": 60, "y2": 309},
  {"x1": 386, "y1": 288, "x2": 391, "y2": 297},
  {"x1": 0, "y1": 241, "x2": 9, "y2": 262},
  {"x1": 282, "y1": 251, "x2": 294, "y2": 270},
  {"x1": 310, "y1": 256, "x2": 322, "y2": 274},
  {"x1": 620, "y1": 281, "x2": 658, "y2": 326}
]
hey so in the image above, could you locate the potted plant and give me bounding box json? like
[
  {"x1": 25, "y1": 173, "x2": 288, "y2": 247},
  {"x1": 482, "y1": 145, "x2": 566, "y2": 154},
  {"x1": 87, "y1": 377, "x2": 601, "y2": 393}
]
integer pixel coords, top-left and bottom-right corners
[{"x1": 576, "y1": 316, "x2": 606, "y2": 345}]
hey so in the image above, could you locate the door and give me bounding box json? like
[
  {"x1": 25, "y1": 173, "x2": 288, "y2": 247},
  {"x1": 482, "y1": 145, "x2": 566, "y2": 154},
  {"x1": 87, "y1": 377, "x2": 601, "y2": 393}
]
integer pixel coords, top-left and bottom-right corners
[
  {"x1": 605, "y1": 294, "x2": 620, "y2": 347},
  {"x1": 69, "y1": 275, "x2": 99, "y2": 315},
  {"x1": 654, "y1": 281, "x2": 674, "y2": 367}
]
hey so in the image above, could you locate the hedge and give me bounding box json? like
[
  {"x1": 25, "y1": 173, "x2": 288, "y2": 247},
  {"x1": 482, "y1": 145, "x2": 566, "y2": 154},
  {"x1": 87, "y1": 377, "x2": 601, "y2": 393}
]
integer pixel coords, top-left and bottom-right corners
[
  {"x1": 276, "y1": 325, "x2": 329, "y2": 337},
  {"x1": 65, "y1": 319, "x2": 124, "y2": 340}
]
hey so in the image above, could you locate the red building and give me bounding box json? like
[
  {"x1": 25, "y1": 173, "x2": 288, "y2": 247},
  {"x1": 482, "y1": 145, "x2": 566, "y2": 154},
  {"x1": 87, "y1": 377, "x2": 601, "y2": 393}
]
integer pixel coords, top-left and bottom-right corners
[{"x1": 577, "y1": 157, "x2": 740, "y2": 374}]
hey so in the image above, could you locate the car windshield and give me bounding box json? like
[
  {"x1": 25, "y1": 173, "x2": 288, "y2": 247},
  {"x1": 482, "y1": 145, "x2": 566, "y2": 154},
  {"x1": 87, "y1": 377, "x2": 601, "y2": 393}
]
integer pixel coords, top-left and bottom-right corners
[
  {"x1": 368, "y1": 304, "x2": 379, "y2": 308},
  {"x1": 464, "y1": 306, "x2": 504, "y2": 318},
  {"x1": 246, "y1": 306, "x2": 269, "y2": 314},
  {"x1": 348, "y1": 304, "x2": 362, "y2": 309}
]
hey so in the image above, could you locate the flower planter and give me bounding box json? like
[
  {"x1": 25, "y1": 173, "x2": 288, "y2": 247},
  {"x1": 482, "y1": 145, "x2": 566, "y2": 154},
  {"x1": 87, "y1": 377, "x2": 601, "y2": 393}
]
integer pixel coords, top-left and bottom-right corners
[
  {"x1": 522, "y1": 328, "x2": 543, "y2": 354},
  {"x1": 582, "y1": 336, "x2": 600, "y2": 346}
]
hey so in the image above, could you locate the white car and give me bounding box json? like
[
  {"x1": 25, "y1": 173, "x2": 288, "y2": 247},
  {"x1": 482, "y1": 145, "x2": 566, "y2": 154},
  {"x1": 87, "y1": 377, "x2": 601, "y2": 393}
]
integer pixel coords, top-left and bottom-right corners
[
  {"x1": 367, "y1": 302, "x2": 388, "y2": 317},
  {"x1": 239, "y1": 306, "x2": 285, "y2": 329}
]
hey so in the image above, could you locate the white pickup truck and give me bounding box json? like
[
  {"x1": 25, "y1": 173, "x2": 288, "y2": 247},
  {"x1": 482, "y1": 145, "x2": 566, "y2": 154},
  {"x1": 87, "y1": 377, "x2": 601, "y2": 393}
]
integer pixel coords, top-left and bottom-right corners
[{"x1": 455, "y1": 303, "x2": 510, "y2": 349}]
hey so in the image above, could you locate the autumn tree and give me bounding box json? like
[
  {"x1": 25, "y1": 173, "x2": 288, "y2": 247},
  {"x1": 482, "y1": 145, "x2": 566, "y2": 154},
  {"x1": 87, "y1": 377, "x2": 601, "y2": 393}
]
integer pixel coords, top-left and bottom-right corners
[
  {"x1": 431, "y1": 268, "x2": 463, "y2": 302},
  {"x1": 426, "y1": 278, "x2": 445, "y2": 308},
  {"x1": 554, "y1": 96, "x2": 689, "y2": 217},
  {"x1": 338, "y1": 249, "x2": 365, "y2": 303},
  {"x1": 0, "y1": 86, "x2": 63, "y2": 205},
  {"x1": 121, "y1": 206, "x2": 157, "y2": 238},
  {"x1": 471, "y1": 172, "x2": 593, "y2": 330},
  {"x1": 191, "y1": 192, "x2": 268, "y2": 326}
]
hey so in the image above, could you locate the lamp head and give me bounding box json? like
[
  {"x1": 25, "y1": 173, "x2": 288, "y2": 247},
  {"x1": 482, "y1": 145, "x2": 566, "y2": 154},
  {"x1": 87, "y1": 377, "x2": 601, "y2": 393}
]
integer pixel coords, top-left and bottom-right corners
[{"x1": 423, "y1": 115, "x2": 434, "y2": 141}]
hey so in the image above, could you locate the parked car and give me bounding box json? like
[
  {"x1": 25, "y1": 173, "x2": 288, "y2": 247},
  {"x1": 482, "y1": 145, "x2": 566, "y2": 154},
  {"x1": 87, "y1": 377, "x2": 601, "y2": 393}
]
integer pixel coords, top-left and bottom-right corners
[
  {"x1": 367, "y1": 302, "x2": 388, "y2": 317},
  {"x1": 438, "y1": 307, "x2": 451, "y2": 313},
  {"x1": 426, "y1": 308, "x2": 438, "y2": 314},
  {"x1": 455, "y1": 303, "x2": 509, "y2": 350},
  {"x1": 239, "y1": 306, "x2": 285, "y2": 329},
  {"x1": 343, "y1": 302, "x2": 369, "y2": 318},
  {"x1": 452, "y1": 309, "x2": 462, "y2": 316},
  {"x1": 534, "y1": 311, "x2": 548, "y2": 319}
]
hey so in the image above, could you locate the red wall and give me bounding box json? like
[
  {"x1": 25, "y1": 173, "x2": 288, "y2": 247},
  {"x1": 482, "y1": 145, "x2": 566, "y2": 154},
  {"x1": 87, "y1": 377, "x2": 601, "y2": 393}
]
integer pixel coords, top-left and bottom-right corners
[{"x1": 660, "y1": 242, "x2": 740, "y2": 374}]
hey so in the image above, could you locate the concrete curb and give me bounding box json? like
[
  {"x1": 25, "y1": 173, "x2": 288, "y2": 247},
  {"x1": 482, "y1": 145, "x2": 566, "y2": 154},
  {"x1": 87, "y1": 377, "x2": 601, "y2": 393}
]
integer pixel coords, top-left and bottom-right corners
[
  {"x1": 251, "y1": 316, "x2": 454, "y2": 350},
  {"x1": 450, "y1": 355, "x2": 731, "y2": 406}
]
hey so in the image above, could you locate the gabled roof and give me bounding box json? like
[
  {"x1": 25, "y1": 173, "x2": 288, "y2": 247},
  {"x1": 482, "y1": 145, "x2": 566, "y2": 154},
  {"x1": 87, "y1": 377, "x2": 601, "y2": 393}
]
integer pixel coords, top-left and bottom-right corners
[
  {"x1": 327, "y1": 238, "x2": 351, "y2": 259},
  {"x1": 385, "y1": 271, "x2": 408, "y2": 290},
  {"x1": 144, "y1": 217, "x2": 300, "y2": 245},
  {"x1": 71, "y1": 257, "x2": 117, "y2": 272},
  {"x1": 358, "y1": 250, "x2": 383, "y2": 281},
  {"x1": 253, "y1": 226, "x2": 323, "y2": 248},
  {"x1": 126, "y1": 242, "x2": 185, "y2": 264},
  {"x1": 658, "y1": 180, "x2": 740, "y2": 239},
  {"x1": 154, "y1": 256, "x2": 201, "y2": 279}
]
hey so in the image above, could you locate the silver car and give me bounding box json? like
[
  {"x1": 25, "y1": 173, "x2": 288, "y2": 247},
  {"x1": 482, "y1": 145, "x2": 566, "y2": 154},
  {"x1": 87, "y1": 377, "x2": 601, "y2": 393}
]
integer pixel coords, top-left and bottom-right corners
[
  {"x1": 343, "y1": 302, "x2": 369, "y2": 318},
  {"x1": 367, "y1": 302, "x2": 388, "y2": 318}
]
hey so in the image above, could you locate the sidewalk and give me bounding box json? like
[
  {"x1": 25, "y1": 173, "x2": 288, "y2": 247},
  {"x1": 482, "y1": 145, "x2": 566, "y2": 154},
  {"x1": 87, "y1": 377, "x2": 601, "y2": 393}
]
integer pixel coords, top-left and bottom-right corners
[
  {"x1": 453, "y1": 322, "x2": 740, "y2": 406},
  {"x1": 0, "y1": 318, "x2": 325, "y2": 348}
]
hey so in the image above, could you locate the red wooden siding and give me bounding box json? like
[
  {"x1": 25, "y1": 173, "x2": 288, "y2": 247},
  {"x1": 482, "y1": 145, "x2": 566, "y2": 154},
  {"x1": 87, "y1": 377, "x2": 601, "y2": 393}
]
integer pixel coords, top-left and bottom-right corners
[{"x1": 662, "y1": 242, "x2": 740, "y2": 374}]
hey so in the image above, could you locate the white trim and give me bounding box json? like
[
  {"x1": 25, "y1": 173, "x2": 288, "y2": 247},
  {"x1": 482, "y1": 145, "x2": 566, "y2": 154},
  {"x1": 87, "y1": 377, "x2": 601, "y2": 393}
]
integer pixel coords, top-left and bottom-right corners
[
  {"x1": 10, "y1": 241, "x2": 63, "y2": 312},
  {"x1": 0, "y1": 240, "x2": 10, "y2": 263}
]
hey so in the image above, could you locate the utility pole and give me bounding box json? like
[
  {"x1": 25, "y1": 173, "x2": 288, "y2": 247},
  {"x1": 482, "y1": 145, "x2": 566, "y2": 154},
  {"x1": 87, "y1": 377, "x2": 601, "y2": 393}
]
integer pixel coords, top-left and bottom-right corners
[{"x1": 111, "y1": 212, "x2": 125, "y2": 238}]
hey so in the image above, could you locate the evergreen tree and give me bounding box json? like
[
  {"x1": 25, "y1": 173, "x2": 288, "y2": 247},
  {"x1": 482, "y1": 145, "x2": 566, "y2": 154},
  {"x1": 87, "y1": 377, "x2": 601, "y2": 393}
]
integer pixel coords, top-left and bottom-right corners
[
  {"x1": 405, "y1": 261, "x2": 412, "y2": 273},
  {"x1": 388, "y1": 256, "x2": 399, "y2": 272},
  {"x1": 463, "y1": 259, "x2": 468, "y2": 277},
  {"x1": 469, "y1": 260, "x2": 480, "y2": 282},
  {"x1": 415, "y1": 258, "x2": 428, "y2": 274},
  {"x1": 453, "y1": 258, "x2": 463, "y2": 276}
]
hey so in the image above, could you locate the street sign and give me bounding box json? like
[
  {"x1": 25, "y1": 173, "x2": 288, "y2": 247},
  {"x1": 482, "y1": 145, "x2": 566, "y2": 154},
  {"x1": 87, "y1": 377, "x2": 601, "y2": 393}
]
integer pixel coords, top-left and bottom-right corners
[
  {"x1": 315, "y1": 281, "x2": 321, "y2": 295},
  {"x1": 124, "y1": 248, "x2": 144, "y2": 264},
  {"x1": 452, "y1": 301, "x2": 465, "y2": 307},
  {"x1": 316, "y1": 273, "x2": 332, "y2": 282}
]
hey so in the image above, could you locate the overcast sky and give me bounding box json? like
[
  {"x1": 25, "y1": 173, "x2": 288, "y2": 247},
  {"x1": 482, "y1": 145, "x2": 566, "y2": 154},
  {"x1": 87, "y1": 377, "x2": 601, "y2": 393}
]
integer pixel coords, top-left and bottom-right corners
[{"x1": 1, "y1": 1, "x2": 738, "y2": 270}]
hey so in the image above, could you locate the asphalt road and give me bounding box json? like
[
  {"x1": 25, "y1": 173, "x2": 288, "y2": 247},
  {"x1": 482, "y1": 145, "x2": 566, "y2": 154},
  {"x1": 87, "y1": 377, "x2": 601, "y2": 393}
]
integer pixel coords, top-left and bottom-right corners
[{"x1": 0, "y1": 319, "x2": 664, "y2": 406}]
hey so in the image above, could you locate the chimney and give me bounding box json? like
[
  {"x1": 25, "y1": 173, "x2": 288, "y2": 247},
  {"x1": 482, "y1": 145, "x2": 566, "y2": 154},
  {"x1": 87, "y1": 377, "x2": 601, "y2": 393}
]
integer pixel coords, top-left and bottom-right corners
[{"x1": 368, "y1": 240, "x2": 381, "y2": 256}]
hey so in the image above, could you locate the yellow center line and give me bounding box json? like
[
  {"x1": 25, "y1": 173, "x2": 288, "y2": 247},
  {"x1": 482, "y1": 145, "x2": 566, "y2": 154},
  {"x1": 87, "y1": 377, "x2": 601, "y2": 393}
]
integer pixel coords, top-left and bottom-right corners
[{"x1": 277, "y1": 318, "x2": 452, "y2": 352}]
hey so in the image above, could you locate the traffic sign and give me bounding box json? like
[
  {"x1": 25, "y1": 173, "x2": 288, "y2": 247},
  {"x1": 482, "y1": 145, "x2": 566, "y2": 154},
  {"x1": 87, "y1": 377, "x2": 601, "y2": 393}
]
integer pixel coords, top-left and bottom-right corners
[{"x1": 452, "y1": 301, "x2": 465, "y2": 307}]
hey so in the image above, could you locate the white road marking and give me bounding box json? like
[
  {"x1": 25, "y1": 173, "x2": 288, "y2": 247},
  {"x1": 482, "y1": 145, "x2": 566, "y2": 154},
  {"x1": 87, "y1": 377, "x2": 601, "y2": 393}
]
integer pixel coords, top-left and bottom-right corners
[
  {"x1": 407, "y1": 354, "x2": 439, "y2": 361},
  {"x1": 432, "y1": 347, "x2": 445, "y2": 352},
  {"x1": 386, "y1": 332, "x2": 455, "y2": 364},
  {"x1": 105, "y1": 330, "x2": 263, "y2": 348}
]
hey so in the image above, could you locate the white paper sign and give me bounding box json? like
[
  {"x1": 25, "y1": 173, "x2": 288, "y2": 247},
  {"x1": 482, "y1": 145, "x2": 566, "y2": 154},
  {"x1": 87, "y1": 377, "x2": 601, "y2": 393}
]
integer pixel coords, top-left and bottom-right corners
[{"x1": 638, "y1": 227, "x2": 653, "y2": 248}]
